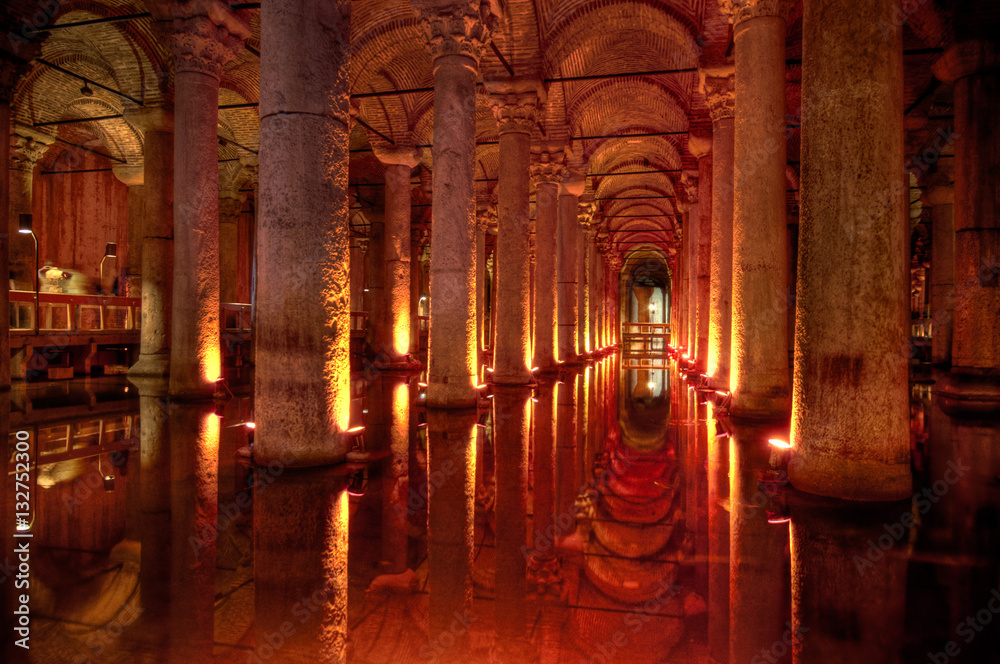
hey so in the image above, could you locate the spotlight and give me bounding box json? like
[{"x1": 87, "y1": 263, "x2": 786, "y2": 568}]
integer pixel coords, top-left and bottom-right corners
[
  {"x1": 768, "y1": 438, "x2": 792, "y2": 449},
  {"x1": 18, "y1": 213, "x2": 32, "y2": 234},
  {"x1": 245, "y1": 422, "x2": 256, "y2": 429}
]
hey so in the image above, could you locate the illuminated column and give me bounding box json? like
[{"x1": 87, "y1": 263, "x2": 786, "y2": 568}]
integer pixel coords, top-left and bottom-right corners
[
  {"x1": 8, "y1": 127, "x2": 52, "y2": 286},
  {"x1": 256, "y1": 0, "x2": 350, "y2": 465},
  {"x1": 677, "y1": 210, "x2": 690, "y2": 352},
  {"x1": 125, "y1": 107, "x2": 174, "y2": 377},
  {"x1": 112, "y1": 164, "x2": 145, "y2": 297},
  {"x1": 255, "y1": 469, "x2": 349, "y2": 662},
  {"x1": 375, "y1": 144, "x2": 423, "y2": 364},
  {"x1": 410, "y1": 228, "x2": 427, "y2": 355},
  {"x1": 168, "y1": 10, "x2": 248, "y2": 398},
  {"x1": 925, "y1": 185, "x2": 954, "y2": 366},
  {"x1": 490, "y1": 81, "x2": 541, "y2": 385},
  {"x1": 416, "y1": 1, "x2": 495, "y2": 407},
  {"x1": 557, "y1": 171, "x2": 585, "y2": 362},
  {"x1": 531, "y1": 151, "x2": 562, "y2": 371},
  {"x1": 608, "y1": 253, "x2": 622, "y2": 344},
  {"x1": 723, "y1": 0, "x2": 792, "y2": 419},
  {"x1": 577, "y1": 208, "x2": 592, "y2": 355},
  {"x1": 475, "y1": 211, "x2": 488, "y2": 365},
  {"x1": 426, "y1": 409, "x2": 477, "y2": 661},
  {"x1": 690, "y1": 137, "x2": 713, "y2": 373},
  {"x1": 586, "y1": 227, "x2": 599, "y2": 354},
  {"x1": 0, "y1": 82, "x2": 10, "y2": 392},
  {"x1": 493, "y1": 386, "x2": 531, "y2": 644},
  {"x1": 789, "y1": 0, "x2": 910, "y2": 500},
  {"x1": 218, "y1": 189, "x2": 243, "y2": 305},
  {"x1": 701, "y1": 70, "x2": 736, "y2": 386},
  {"x1": 594, "y1": 239, "x2": 606, "y2": 349},
  {"x1": 934, "y1": 42, "x2": 1000, "y2": 412}
]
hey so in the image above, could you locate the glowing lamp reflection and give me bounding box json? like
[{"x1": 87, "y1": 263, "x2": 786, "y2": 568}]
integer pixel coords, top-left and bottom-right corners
[{"x1": 768, "y1": 438, "x2": 792, "y2": 449}]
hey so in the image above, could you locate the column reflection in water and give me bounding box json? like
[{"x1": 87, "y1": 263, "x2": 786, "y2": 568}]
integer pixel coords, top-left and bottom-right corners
[
  {"x1": 729, "y1": 422, "x2": 790, "y2": 664},
  {"x1": 556, "y1": 372, "x2": 579, "y2": 536},
  {"x1": 382, "y1": 375, "x2": 412, "y2": 574},
  {"x1": 169, "y1": 401, "x2": 220, "y2": 662},
  {"x1": 788, "y1": 496, "x2": 908, "y2": 664},
  {"x1": 426, "y1": 408, "x2": 477, "y2": 662},
  {"x1": 707, "y1": 408, "x2": 730, "y2": 664},
  {"x1": 254, "y1": 466, "x2": 348, "y2": 663},
  {"x1": 492, "y1": 385, "x2": 531, "y2": 651},
  {"x1": 529, "y1": 380, "x2": 559, "y2": 586}
]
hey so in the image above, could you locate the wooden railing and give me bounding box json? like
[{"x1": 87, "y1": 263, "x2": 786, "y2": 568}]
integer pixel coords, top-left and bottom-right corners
[
  {"x1": 10, "y1": 291, "x2": 140, "y2": 334},
  {"x1": 621, "y1": 322, "x2": 670, "y2": 356}
]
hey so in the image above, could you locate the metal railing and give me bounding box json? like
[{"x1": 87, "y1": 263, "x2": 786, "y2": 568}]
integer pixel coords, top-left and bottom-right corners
[
  {"x1": 621, "y1": 322, "x2": 670, "y2": 356},
  {"x1": 10, "y1": 290, "x2": 140, "y2": 333},
  {"x1": 222, "y1": 302, "x2": 252, "y2": 332}
]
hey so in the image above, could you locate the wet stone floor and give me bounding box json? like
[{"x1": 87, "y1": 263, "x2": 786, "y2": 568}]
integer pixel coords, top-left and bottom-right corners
[{"x1": 1, "y1": 358, "x2": 999, "y2": 663}]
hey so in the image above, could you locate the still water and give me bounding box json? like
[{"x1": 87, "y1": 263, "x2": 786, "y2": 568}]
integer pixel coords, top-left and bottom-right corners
[{"x1": 1, "y1": 359, "x2": 998, "y2": 663}]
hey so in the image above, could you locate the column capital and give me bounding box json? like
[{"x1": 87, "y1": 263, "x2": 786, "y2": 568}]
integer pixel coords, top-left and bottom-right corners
[
  {"x1": 923, "y1": 185, "x2": 954, "y2": 207},
  {"x1": 487, "y1": 78, "x2": 545, "y2": 134},
  {"x1": 681, "y1": 170, "x2": 699, "y2": 203},
  {"x1": 933, "y1": 41, "x2": 1000, "y2": 84},
  {"x1": 170, "y1": 13, "x2": 248, "y2": 79},
  {"x1": 239, "y1": 155, "x2": 258, "y2": 190},
  {"x1": 530, "y1": 149, "x2": 565, "y2": 187},
  {"x1": 10, "y1": 126, "x2": 54, "y2": 171},
  {"x1": 112, "y1": 163, "x2": 145, "y2": 186},
  {"x1": 219, "y1": 194, "x2": 244, "y2": 222},
  {"x1": 717, "y1": 0, "x2": 793, "y2": 26},
  {"x1": 372, "y1": 141, "x2": 424, "y2": 168},
  {"x1": 124, "y1": 105, "x2": 174, "y2": 133},
  {"x1": 699, "y1": 68, "x2": 735, "y2": 122},
  {"x1": 688, "y1": 133, "x2": 712, "y2": 159},
  {"x1": 559, "y1": 169, "x2": 586, "y2": 197},
  {"x1": 413, "y1": 0, "x2": 497, "y2": 64}
]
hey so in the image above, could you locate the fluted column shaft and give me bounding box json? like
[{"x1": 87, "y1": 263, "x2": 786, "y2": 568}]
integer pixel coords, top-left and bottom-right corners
[
  {"x1": 727, "y1": 0, "x2": 792, "y2": 418},
  {"x1": 169, "y1": 13, "x2": 247, "y2": 398},
  {"x1": 788, "y1": 0, "x2": 910, "y2": 501},
  {"x1": 256, "y1": 0, "x2": 350, "y2": 465}
]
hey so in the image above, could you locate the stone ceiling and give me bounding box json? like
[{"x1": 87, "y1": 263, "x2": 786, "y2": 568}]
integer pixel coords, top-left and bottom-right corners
[{"x1": 1, "y1": 0, "x2": 967, "y2": 261}]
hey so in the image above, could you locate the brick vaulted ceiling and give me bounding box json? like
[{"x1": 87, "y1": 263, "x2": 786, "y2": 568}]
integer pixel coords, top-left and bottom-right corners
[{"x1": 1, "y1": 0, "x2": 964, "y2": 261}]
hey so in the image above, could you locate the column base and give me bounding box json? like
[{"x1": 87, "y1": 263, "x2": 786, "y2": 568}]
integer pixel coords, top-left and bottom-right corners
[
  {"x1": 935, "y1": 369, "x2": 1000, "y2": 418},
  {"x1": 730, "y1": 390, "x2": 791, "y2": 421},
  {"x1": 128, "y1": 353, "x2": 170, "y2": 377},
  {"x1": 253, "y1": 444, "x2": 347, "y2": 469},
  {"x1": 374, "y1": 353, "x2": 423, "y2": 373},
  {"x1": 426, "y1": 380, "x2": 479, "y2": 409},
  {"x1": 168, "y1": 382, "x2": 220, "y2": 402},
  {"x1": 787, "y1": 449, "x2": 912, "y2": 502}
]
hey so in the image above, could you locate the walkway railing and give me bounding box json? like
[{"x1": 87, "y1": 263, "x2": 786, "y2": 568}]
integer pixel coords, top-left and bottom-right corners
[
  {"x1": 10, "y1": 291, "x2": 140, "y2": 334},
  {"x1": 621, "y1": 323, "x2": 670, "y2": 354},
  {"x1": 222, "y1": 302, "x2": 252, "y2": 332}
]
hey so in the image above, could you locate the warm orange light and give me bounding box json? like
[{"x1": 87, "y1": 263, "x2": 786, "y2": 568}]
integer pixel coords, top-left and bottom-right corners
[
  {"x1": 346, "y1": 426, "x2": 365, "y2": 434},
  {"x1": 768, "y1": 438, "x2": 792, "y2": 449},
  {"x1": 245, "y1": 422, "x2": 256, "y2": 429}
]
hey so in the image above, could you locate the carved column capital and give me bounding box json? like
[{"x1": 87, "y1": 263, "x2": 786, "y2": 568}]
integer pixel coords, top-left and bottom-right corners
[
  {"x1": 239, "y1": 155, "x2": 259, "y2": 191},
  {"x1": 933, "y1": 41, "x2": 1000, "y2": 83},
  {"x1": 10, "y1": 126, "x2": 54, "y2": 171},
  {"x1": 413, "y1": 0, "x2": 497, "y2": 64},
  {"x1": 219, "y1": 194, "x2": 244, "y2": 223},
  {"x1": 717, "y1": 0, "x2": 793, "y2": 26},
  {"x1": 372, "y1": 141, "x2": 424, "y2": 168},
  {"x1": 488, "y1": 78, "x2": 545, "y2": 135},
  {"x1": 170, "y1": 14, "x2": 248, "y2": 79},
  {"x1": 112, "y1": 163, "x2": 145, "y2": 187},
  {"x1": 530, "y1": 150, "x2": 565, "y2": 187},
  {"x1": 681, "y1": 171, "x2": 699, "y2": 204},
  {"x1": 699, "y1": 68, "x2": 735, "y2": 122}
]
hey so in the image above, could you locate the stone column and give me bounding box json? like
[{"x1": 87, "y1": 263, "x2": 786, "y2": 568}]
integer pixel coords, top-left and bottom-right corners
[
  {"x1": 415, "y1": 1, "x2": 495, "y2": 407},
  {"x1": 374, "y1": 144, "x2": 422, "y2": 364},
  {"x1": 557, "y1": 171, "x2": 585, "y2": 362},
  {"x1": 531, "y1": 151, "x2": 562, "y2": 371},
  {"x1": 702, "y1": 70, "x2": 736, "y2": 387},
  {"x1": 723, "y1": 0, "x2": 792, "y2": 419},
  {"x1": 926, "y1": 185, "x2": 955, "y2": 366},
  {"x1": 690, "y1": 137, "x2": 713, "y2": 373},
  {"x1": 218, "y1": 189, "x2": 243, "y2": 305},
  {"x1": 594, "y1": 239, "x2": 605, "y2": 350},
  {"x1": 608, "y1": 253, "x2": 622, "y2": 345},
  {"x1": 167, "y1": 11, "x2": 248, "y2": 398},
  {"x1": 411, "y1": 228, "x2": 427, "y2": 355},
  {"x1": 677, "y1": 212, "x2": 689, "y2": 352},
  {"x1": 125, "y1": 107, "x2": 174, "y2": 377},
  {"x1": 113, "y1": 164, "x2": 145, "y2": 297},
  {"x1": 586, "y1": 227, "x2": 599, "y2": 354},
  {"x1": 475, "y1": 212, "x2": 488, "y2": 365},
  {"x1": 0, "y1": 69, "x2": 16, "y2": 391},
  {"x1": 577, "y1": 212, "x2": 591, "y2": 355},
  {"x1": 490, "y1": 80, "x2": 541, "y2": 385},
  {"x1": 8, "y1": 127, "x2": 52, "y2": 286},
  {"x1": 256, "y1": 0, "x2": 351, "y2": 466},
  {"x1": 788, "y1": 0, "x2": 910, "y2": 501},
  {"x1": 933, "y1": 42, "x2": 1000, "y2": 412}
]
